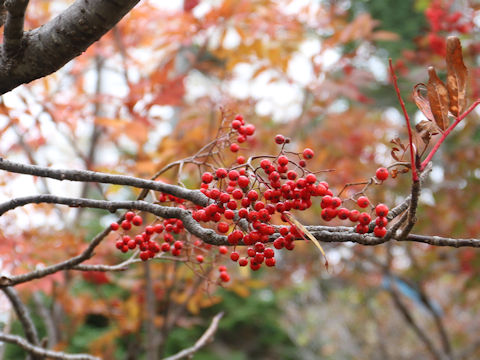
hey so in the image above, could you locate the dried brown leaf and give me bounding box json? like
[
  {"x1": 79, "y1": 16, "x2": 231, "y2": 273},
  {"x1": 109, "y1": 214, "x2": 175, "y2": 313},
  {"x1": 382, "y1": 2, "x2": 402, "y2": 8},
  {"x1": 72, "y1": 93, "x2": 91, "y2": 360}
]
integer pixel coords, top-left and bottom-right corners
[
  {"x1": 427, "y1": 66, "x2": 450, "y2": 131},
  {"x1": 446, "y1": 36, "x2": 468, "y2": 117},
  {"x1": 415, "y1": 120, "x2": 440, "y2": 144},
  {"x1": 412, "y1": 83, "x2": 434, "y2": 121}
]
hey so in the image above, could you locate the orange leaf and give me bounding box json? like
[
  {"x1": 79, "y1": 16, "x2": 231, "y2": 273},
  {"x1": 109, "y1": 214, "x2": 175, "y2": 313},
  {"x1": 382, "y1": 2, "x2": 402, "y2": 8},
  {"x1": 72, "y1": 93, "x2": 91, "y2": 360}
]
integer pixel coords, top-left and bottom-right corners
[
  {"x1": 446, "y1": 36, "x2": 468, "y2": 117},
  {"x1": 427, "y1": 67, "x2": 449, "y2": 131},
  {"x1": 412, "y1": 84, "x2": 434, "y2": 122}
]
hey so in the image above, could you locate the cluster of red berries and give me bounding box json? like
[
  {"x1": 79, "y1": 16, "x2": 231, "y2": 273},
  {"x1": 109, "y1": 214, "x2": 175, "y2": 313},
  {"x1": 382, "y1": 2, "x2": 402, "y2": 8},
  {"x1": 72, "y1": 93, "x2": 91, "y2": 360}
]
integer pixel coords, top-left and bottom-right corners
[
  {"x1": 109, "y1": 113, "x2": 394, "y2": 281},
  {"x1": 228, "y1": 114, "x2": 256, "y2": 155},
  {"x1": 425, "y1": 1, "x2": 472, "y2": 56},
  {"x1": 111, "y1": 195, "x2": 186, "y2": 261}
]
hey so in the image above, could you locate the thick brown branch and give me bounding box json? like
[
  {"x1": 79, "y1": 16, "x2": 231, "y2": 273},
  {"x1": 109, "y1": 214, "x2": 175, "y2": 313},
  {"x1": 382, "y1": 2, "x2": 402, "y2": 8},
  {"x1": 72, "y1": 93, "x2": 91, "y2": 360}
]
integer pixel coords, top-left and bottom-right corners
[
  {"x1": 0, "y1": 0, "x2": 141, "y2": 94},
  {"x1": 3, "y1": 0, "x2": 29, "y2": 54},
  {"x1": 0, "y1": 158, "x2": 209, "y2": 207}
]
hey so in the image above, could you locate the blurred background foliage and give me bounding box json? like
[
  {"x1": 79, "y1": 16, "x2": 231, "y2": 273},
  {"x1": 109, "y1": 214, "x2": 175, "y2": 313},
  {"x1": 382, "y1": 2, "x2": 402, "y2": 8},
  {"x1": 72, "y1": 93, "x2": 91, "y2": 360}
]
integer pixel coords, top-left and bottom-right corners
[{"x1": 1, "y1": 0, "x2": 480, "y2": 358}]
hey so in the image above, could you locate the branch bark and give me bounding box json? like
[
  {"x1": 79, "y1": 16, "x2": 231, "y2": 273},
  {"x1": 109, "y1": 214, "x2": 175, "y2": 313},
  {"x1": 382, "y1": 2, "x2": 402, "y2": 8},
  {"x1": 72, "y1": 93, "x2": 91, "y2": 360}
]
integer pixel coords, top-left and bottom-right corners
[
  {"x1": 0, "y1": 0, "x2": 141, "y2": 94},
  {"x1": 0, "y1": 333, "x2": 99, "y2": 360}
]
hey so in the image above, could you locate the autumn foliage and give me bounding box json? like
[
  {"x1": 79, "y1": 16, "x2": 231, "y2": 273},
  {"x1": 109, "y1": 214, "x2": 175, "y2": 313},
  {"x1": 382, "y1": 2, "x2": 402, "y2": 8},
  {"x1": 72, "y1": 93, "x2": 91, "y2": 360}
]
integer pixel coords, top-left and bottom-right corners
[{"x1": 1, "y1": 1, "x2": 480, "y2": 359}]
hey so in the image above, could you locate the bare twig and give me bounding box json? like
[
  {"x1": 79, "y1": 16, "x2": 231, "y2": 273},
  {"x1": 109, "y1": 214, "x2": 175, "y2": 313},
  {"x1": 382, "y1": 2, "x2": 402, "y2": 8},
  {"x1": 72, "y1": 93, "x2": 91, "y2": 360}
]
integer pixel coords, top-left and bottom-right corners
[
  {"x1": 162, "y1": 312, "x2": 224, "y2": 360},
  {"x1": 0, "y1": 332, "x2": 100, "y2": 360},
  {"x1": 388, "y1": 286, "x2": 446, "y2": 360},
  {"x1": 2, "y1": 287, "x2": 40, "y2": 348}
]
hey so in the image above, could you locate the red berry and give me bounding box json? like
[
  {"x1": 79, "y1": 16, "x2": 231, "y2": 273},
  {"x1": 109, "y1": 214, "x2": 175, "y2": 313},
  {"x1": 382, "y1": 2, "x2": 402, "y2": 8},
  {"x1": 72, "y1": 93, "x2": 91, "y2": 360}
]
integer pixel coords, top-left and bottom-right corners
[
  {"x1": 376, "y1": 216, "x2": 388, "y2": 227},
  {"x1": 375, "y1": 204, "x2": 389, "y2": 217},
  {"x1": 228, "y1": 170, "x2": 239, "y2": 181},
  {"x1": 287, "y1": 170, "x2": 297, "y2": 180},
  {"x1": 247, "y1": 190, "x2": 258, "y2": 202},
  {"x1": 201, "y1": 172, "x2": 213, "y2": 183},
  {"x1": 217, "y1": 222, "x2": 229, "y2": 233},
  {"x1": 305, "y1": 173, "x2": 317, "y2": 184},
  {"x1": 374, "y1": 226, "x2": 387, "y2": 238},
  {"x1": 196, "y1": 255, "x2": 204, "y2": 263},
  {"x1": 302, "y1": 148, "x2": 314, "y2": 159},
  {"x1": 376, "y1": 167, "x2": 389, "y2": 181},
  {"x1": 110, "y1": 222, "x2": 119, "y2": 231},
  {"x1": 349, "y1": 209, "x2": 360, "y2": 222},
  {"x1": 238, "y1": 175, "x2": 249, "y2": 188},
  {"x1": 244, "y1": 124, "x2": 255, "y2": 136},
  {"x1": 174, "y1": 240, "x2": 183, "y2": 250},
  {"x1": 219, "y1": 245, "x2": 228, "y2": 254},
  {"x1": 337, "y1": 208, "x2": 350, "y2": 220},
  {"x1": 140, "y1": 251, "x2": 149, "y2": 261},
  {"x1": 132, "y1": 215, "x2": 143, "y2": 226},
  {"x1": 356, "y1": 224, "x2": 369, "y2": 234},
  {"x1": 220, "y1": 271, "x2": 230, "y2": 282},
  {"x1": 264, "y1": 248, "x2": 274, "y2": 258},
  {"x1": 275, "y1": 134, "x2": 285, "y2": 144},
  {"x1": 230, "y1": 252, "x2": 240, "y2": 261},
  {"x1": 161, "y1": 243, "x2": 171, "y2": 252},
  {"x1": 299, "y1": 160, "x2": 306, "y2": 167},
  {"x1": 265, "y1": 258, "x2": 276, "y2": 267},
  {"x1": 232, "y1": 119, "x2": 242, "y2": 129},
  {"x1": 237, "y1": 156, "x2": 246, "y2": 164},
  {"x1": 239, "y1": 258, "x2": 248, "y2": 266},
  {"x1": 125, "y1": 211, "x2": 135, "y2": 221},
  {"x1": 357, "y1": 196, "x2": 370, "y2": 208},
  {"x1": 358, "y1": 212, "x2": 371, "y2": 226},
  {"x1": 216, "y1": 168, "x2": 227, "y2": 178},
  {"x1": 121, "y1": 220, "x2": 132, "y2": 230},
  {"x1": 230, "y1": 143, "x2": 240, "y2": 152}
]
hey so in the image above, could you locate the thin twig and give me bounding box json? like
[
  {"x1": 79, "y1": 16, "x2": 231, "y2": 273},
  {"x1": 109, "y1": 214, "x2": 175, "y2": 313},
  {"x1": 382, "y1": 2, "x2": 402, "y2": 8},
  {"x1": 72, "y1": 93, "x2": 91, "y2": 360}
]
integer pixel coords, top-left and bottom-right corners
[
  {"x1": 389, "y1": 58, "x2": 418, "y2": 182},
  {"x1": 2, "y1": 287, "x2": 40, "y2": 347},
  {"x1": 0, "y1": 332, "x2": 100, "y2": 360},
  {"x1": 162, "y1": 312, "x2": 224, "y2": 360}
]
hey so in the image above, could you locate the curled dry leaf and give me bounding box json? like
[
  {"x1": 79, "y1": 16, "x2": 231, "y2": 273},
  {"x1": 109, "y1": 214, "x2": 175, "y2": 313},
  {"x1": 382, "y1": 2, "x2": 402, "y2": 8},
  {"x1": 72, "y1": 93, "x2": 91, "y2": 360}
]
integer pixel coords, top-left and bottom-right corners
[
  {"x1": 390, "y1": 137, "x2": 408, "y2": 161},
  {"x1": 427, "y1": 66, "x2": 450, "y2": 131},
  {"x1": 412, "y1": 83, "x2": 435, "y2": 122},
  {"x1": 415, "y1": 120, "x2": 440, "y2": 144},
  {"x1": 446, "y1": 36, "x2": 468, "y2": 117}
]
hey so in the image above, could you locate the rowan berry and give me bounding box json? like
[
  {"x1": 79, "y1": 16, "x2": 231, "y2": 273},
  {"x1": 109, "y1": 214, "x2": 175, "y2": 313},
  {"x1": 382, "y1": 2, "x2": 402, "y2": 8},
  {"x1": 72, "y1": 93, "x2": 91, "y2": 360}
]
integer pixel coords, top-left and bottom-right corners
[
  {"x1": 230, "y1": 143, "x2": 240, "y2": 152},
  {"x1": 201, "y1": 172, "x2": 213, "y2": 183},
  {"x1": 110, "y1": 222, "x2": 119, "y2": 231},
  {"x1": 219, "y1": 245, "x2": 228, "y2": 254},
  {"x1": 196, "y1": 255, "x2": 204, "y2": 263},
  {"x1": 216, "y1": 168, "x2": 227, "y2": 178},
  {"x1": 230, "y1": 252, "x2": 240, "y2": 261},
  {"x1": 121, "y1": 220, "x2": 132, "y2": 230},
  {"x1": 125, "y1": 211, "x2": 135, "y2": 221},
  {"x1": 132, "y1": 215, "x2": 143, "y2": 226},
  {"x1": 217, "y1": 222, "x2": 229, "y2": 233},
  {"x1": 375, "y1": 203, "x2": 389, "y2": 217},
  {"x1": 374, "y1": 226, "x2": 387, "y2": 238},
  {"x1": 376, "y1": 167, "x2": 389, "y2": 181},
  {"x1": 358, "y1": 212, "x2": 371, "y2": 226},
  {"x1": 302, "y1": 148, "x2": 314, "y2": 159},
  {"x1": 275, "y1": 134, "x2": 285, "y2": 144},
  {"x1": 220, "y1": 271, "x2": 230, "y2": 282},
  {"x1": 357, "y1": 196, "x2": 370, "y2": 208}
]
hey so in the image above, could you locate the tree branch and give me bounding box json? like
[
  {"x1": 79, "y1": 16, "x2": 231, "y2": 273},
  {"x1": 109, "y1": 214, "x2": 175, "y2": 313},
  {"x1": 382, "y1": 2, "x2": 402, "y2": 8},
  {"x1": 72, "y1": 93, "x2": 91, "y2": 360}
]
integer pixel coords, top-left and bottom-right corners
[
  {"x1": 162, "y1": 312, "x2": 224, "y2": 360},
  {"x1": 1, "y1": 287, "x2": 40, "y2": 348},
  {"x1": 0, "y1": 332, "x2": 100, "y2": 360},
  {"x1": 0, "y1": 0, "x2": 141, "y2": 94},
  {"x1": 0, "y1": 158, "x2": 209, "y2": 207},
  {"x1": 3, "y1": 0, "x2": 29, "y2": 54}
]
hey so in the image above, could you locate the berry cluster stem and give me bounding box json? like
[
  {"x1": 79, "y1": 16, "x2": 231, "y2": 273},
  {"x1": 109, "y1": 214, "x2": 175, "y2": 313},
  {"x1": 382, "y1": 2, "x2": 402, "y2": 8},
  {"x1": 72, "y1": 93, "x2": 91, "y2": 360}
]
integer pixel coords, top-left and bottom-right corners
[
  {"x1": 389, "y1": 59, "x2": 418, "y2": 182},
  {"x1": 420, "y1": 99, "x2": 480, "y2": 170}
]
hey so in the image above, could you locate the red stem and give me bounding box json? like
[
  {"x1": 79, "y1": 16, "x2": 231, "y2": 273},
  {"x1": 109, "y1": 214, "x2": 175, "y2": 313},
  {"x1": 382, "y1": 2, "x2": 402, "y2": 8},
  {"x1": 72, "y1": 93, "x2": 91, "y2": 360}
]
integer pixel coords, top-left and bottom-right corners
[
  {"x1": 389, "y1": 59, "x2": 418, "y2": 182},
  {"x1": 420, "y1": 99, "x2": 480, "y2": 170}
]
